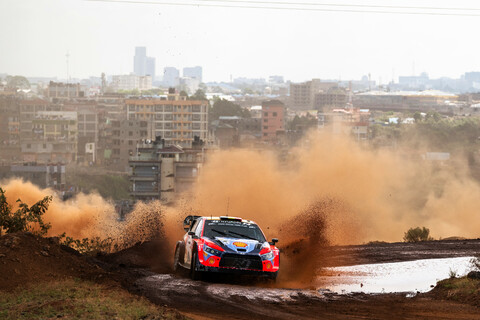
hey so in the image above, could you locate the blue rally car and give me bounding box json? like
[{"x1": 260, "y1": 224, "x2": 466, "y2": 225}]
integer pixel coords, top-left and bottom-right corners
[{"x1": 173, "y1": 215, "x2": 280, "y2": 280}]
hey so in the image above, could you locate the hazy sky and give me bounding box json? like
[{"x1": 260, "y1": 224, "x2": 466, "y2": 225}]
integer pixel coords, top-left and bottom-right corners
[{"x1": 1, "y1": 0, "x2": 480, "y2": 83}]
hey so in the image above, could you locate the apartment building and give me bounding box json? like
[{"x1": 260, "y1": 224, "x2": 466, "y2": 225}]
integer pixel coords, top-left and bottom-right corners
[
  {"x1": 314, "y1": 87, "x2": 348, "y2": 110},
  {"x1": 61, "y1": 101, "x2": 100, "y2": 163},
  {"x1": 129, "y1": 137, "x2": 204, "y2": 202},
  {"x1": 22, "y1": 111, "x2": 78, "y2": 163},
  {"x1": 102, "y1": 119, "x2": 149, "y2": 171},
  {"x1": 261, "y1": 100, "x2": 285, "y2": 142},
  {"x1": 125, "y1": 97, "x2": 208, "y2": 148},
  {"x1": 0, "y1": 95, "x2": 21, "y2": 163},
  {"x1": 47, "y1": 81, "x2": 84, "y2": 99},
  {"x1": 111, "y1": 74, "x2": 152, "y2": 91},
  {"x1": 290, "y1": 79, "x2": 337, "y2": 110}
]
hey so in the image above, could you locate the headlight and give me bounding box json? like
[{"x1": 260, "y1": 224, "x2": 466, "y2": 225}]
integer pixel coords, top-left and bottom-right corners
[
  {"x1": 204, "y1": 244, "x2": 222, "y2": 256},
  {"x1": 261, "y1": 251, "x2": 274, "y2": 260}
]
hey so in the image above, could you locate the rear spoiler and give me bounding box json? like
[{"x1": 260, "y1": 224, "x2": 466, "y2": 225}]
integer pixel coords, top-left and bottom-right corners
[{"x1": 183, "y1": 215, "x2": 201, "y2": 231}]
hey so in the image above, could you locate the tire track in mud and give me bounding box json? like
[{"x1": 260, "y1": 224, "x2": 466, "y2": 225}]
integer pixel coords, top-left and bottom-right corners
[{"x1": 134, "y1": 274, "x2": 327, "y2": 320}]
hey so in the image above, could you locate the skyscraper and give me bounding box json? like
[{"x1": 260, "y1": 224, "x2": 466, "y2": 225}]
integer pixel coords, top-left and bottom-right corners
[
  {"x1": 134, "y1": 47, "x2": 146, "y2": 76},
  {"x1": 133, "y1": 47, "x2": 155, "y2": 79},
  {"x1": 163, "y1": 67, "x2": 180, "y2": 87},
  {"x1": 183, "y1": 66, "x2": 203, "y2": 82},
  {"x1": 146, "y1": 57, "x2": 156, "y2": 80}
]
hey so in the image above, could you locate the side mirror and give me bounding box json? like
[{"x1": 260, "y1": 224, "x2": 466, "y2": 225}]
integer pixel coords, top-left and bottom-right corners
[{"x1": 270, "y1": 238, "x2": 278, "y2": 245}]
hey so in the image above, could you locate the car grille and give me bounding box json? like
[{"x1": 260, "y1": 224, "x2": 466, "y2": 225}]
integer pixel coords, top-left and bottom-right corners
[{"x1": 219, "y1": 253, "x2": 263, "y2": 270}]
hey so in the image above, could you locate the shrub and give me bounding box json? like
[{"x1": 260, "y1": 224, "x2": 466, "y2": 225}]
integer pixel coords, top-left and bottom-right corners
[
  {"x1": 403, "y1": 226, "x2": 434, "y2": 242},
  {"x1": 449, "y1": 268, "x2": 458, "y2": 279},
  {"x1": 470, "y1": 254, "x2": 480, "y2": 271},
  {"x1": 0, "y1": 187, "x2": 52, "y2": 236},
  {"x1": 59, "y1": 233, "x2": 116, "y2": 255}
]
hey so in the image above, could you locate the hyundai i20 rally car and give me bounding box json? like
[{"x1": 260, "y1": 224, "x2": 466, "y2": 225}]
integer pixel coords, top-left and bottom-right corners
[{"x1": 173, "y1": 216, "x2": 280, "y2": 280}]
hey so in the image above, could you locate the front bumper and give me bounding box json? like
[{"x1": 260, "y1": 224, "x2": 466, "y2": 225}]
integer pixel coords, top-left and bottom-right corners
[
  {"x1": 198, "y1": 251, "x2": 279, "y2": 274},
  {"x1": 197, "y1": 264, "x2": 278, "y2": 277}
]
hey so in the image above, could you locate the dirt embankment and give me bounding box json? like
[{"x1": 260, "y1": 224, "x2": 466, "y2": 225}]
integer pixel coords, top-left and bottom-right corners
[{"x1": 0, "y1": 232, "x2": 112, "y2": 292}]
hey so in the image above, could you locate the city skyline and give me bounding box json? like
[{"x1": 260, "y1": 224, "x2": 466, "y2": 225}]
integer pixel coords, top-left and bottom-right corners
[{"x1": 1, "y1": 0, "x2": 480, "y2": 83}]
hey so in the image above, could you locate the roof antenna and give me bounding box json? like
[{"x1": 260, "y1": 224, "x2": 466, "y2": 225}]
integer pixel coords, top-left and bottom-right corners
[{"x1": 226, "y1": 197, "x2": 230, "y2": 217}]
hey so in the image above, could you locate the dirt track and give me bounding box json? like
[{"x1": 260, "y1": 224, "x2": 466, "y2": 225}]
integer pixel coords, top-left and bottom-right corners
[{"x1": 105, "y1": 239, "x2": 480, "y2": 319}]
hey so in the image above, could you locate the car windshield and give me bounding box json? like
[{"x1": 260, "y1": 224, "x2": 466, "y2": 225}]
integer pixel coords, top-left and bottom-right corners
[{"x1": 203, "y1": 220, "x2": 266, "y2": 242}]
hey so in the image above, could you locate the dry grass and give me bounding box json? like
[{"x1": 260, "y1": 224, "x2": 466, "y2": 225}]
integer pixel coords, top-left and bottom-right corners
[
  {"x1": 434, "y1": 277, "x2": 480, "y2": 307},
  {"x1": 0, "y1": 278, "x2": 188, "y2": 320}
]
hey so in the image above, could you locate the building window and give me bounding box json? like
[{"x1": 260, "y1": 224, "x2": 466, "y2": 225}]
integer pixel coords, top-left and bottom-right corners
[
  {"x1": 263, "y1": 119, "x2": 268, "y2": 123},
  {"x1": 128, "y1": 140, "x2": 133, "y2": 145},
  {"x1": 129, "y1": 131, "x2": 133, "y2": 136},
  {"x1": 273, "y1": 112, "x2": 277, "y2": 117},
  {"x1": 263, "y1": 133, "x2": 268, "y2": 136},
  {"x1": 264, "y1": 112, "x2": 268, "y2": 117},
  {"x1": 263, "y1": 126, "x2": 268, "y2": 130}
]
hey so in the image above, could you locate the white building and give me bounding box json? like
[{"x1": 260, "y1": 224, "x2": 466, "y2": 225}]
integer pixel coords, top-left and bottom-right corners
[{"x1": 111, "y1": 74, "x2": 152, "y2": 91}]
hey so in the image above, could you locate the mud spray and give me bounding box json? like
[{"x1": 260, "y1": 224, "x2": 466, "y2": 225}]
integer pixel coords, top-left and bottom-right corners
[{"x1": 2, "y1": 131, "x2": 480, "y2": 285}]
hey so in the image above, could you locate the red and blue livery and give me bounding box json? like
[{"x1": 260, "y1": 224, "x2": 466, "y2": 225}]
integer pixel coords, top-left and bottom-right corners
[{"x1": 173, "y1": 216, "x2": 280, "y2": 280}]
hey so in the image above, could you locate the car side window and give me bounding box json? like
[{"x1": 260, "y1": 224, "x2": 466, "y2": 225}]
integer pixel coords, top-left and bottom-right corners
[
  {"x1": 190, "y1": 219, "x2": 199, "y2": 233},
  {"x1": 194, "y1": 219, "x2": 203, "y2": 237}
]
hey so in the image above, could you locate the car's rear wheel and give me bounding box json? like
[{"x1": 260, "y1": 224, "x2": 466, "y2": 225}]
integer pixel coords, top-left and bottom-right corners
[{"x1": 190, "y1": 250, "x2": 202, "y2": 280}]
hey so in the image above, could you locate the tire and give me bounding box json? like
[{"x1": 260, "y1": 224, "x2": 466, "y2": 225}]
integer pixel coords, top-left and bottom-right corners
[
  {"x1": 190, "y1": 250, "x2": 202, "y2": 280},
  {"x1": 269, "y1": 271, "x2": 278, "y2": 282},
  {"x1": 173, "y1": 242, "x2": 184, "y2": 273}
]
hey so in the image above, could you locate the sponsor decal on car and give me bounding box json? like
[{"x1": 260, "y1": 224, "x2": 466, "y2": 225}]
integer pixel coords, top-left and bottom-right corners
[{"x1": 232, "y1": 241, "x2": 248, "y2": 248}]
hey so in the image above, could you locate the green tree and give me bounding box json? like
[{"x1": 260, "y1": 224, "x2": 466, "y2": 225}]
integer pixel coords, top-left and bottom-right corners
[
  {"x1": 403, "y1": 226, "x2": 433, "y2": 242},
  {"x1": 0, "y1": 188, "x2": 52, "y2": 236},
  {"x1": 209, "y1": 99, "x2": 250, "y2": 121},
  {"x1": 6, "y1": 75, "x2": 30, "y2": 89},
  {"x1": 425, "y1": 111, "x2": 441, "y2": 122},
  {"x1": 189, "y1": 89, "x2": 207, "y2": 101},
  {"x1": 179, "y1": 90, "x2": 188, "y2": 98},
  {"x1": 413, "y1": 111, "x2": 422, "y2": 123},
  {"x1": 118, "y1": 88, "x2": 140, "y2": 96},
  {"x1": 288, "y1": 115, "x2": 317, "y2": 130}
]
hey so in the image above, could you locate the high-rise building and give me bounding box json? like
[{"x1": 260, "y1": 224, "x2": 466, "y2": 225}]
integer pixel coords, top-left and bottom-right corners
[
  {"x1": 133, "y1": 46, "x2": 155, "y2": 78},
  {"x1": 163, "y1": 67, "x2": 180, "y2": 87},
  {"x1": 134, "y1": 47, "x2": 147, "y2": 76},
  {"x1": 146, "y1": 57, "x2": 156, "y2": 79},
  {"x1": 183, "y1": 66, "x2": 203, "y2": 82}
]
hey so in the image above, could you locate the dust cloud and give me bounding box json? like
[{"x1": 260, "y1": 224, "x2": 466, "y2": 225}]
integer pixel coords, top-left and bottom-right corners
[
  {"x1": 188, "y1": 131, "x2": 480, "y2": 244},
  {"x1": 0, "y1": 179, "x2": 165, "y2": 249},
  {"x1": 2, "y1": 130, "x2": 480, "y2": 273}
]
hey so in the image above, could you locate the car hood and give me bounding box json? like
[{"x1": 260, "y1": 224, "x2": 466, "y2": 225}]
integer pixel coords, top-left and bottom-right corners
[{"x1": 212, "y1": 237, "x2": 263, "y2": 254}]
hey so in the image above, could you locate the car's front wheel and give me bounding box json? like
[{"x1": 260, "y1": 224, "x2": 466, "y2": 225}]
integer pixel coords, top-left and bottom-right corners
[
  {"x1": 173, "y1": 242, "x2": 184, "y2": 273},
  {"x1": 190, "y1": 250, "x2": 202, "y2": 280}
]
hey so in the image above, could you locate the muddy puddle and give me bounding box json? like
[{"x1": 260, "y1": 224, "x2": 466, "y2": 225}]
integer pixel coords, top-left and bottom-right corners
[{"x1": 317, "y1": 256, "x2": 474, "y2": 294}]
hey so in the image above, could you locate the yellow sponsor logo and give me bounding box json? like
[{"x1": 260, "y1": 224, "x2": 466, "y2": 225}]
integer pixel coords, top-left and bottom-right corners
[{"x1": 233, "y1": 242, "x2": 248, "y2": 248}]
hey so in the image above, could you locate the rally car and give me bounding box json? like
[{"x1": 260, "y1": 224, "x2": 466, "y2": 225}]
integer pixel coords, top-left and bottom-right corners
[{"x1": 173, "y1": 215, "x2": 280, "y2": 280}]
